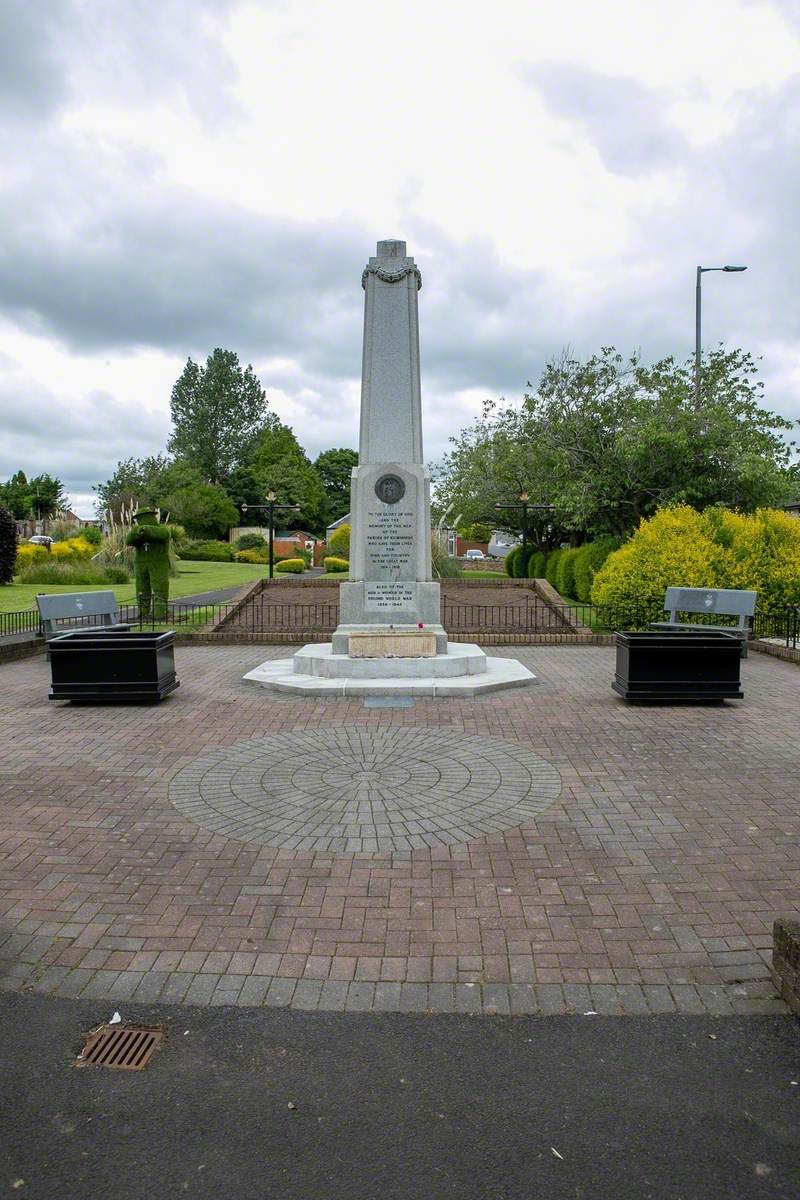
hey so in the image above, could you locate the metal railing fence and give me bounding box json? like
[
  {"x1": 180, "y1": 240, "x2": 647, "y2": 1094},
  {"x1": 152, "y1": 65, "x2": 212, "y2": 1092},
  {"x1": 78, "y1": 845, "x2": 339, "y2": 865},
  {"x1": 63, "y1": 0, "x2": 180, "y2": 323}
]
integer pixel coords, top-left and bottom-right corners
[{"x1": 1, "y1": 598, "x2": 798, "y2": 644}]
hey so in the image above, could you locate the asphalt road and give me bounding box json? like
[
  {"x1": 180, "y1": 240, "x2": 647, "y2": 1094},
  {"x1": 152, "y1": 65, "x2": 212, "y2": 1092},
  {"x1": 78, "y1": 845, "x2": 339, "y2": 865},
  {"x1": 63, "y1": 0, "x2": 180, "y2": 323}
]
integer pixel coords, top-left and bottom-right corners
[{"x1": 2, "y1": 993, "x2": 798, "y2": 1200}]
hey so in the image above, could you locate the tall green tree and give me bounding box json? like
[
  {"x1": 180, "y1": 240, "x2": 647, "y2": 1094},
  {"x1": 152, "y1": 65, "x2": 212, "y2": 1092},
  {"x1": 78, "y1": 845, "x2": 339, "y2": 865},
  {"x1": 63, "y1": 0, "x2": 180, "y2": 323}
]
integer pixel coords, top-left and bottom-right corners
[
  {"x1": 0, "y1": 471, "x2": 67, "y2": 519},
  {"x1": 168, "y1": 349, "x2": 268, "y2": 483},
  {"x1": 94, "y1": 456, "x2": 204, "y2": 518},
  {"x1": 160, "y1": 482, "x2": 239, "y2": 539},
  {"x1": 435, "y1": 346, "x2": 797, "y2": 542},
  {"x1": 314, "y1": 447, "x2": 358, "y2": 525}
]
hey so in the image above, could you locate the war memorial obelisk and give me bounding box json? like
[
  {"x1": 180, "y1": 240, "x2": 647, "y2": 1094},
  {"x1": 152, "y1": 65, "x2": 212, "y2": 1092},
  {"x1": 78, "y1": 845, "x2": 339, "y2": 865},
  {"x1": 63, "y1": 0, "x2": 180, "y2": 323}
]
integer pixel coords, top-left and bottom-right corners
[
  {"x1": 333, "y1": 239, "x2": 444, "y2": 649},
  {"x1": 244, "y1": 240, "x2": 534, "y2": 696}
]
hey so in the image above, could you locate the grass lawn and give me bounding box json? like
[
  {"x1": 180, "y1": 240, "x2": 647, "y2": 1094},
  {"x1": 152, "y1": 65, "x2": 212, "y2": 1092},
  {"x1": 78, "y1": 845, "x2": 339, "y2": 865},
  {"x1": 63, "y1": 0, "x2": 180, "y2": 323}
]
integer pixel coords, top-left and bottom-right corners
[{"x1": 0, "y1": 560, "x2": 269, "y2": 614}]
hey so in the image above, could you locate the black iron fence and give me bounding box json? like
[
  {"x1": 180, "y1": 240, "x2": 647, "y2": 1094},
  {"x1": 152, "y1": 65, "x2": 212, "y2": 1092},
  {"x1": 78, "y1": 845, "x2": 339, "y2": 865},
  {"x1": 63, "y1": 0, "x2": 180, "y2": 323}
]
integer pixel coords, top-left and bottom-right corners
[{"x1": 1, "y1": 597, "x2": 798, "y2": 644}]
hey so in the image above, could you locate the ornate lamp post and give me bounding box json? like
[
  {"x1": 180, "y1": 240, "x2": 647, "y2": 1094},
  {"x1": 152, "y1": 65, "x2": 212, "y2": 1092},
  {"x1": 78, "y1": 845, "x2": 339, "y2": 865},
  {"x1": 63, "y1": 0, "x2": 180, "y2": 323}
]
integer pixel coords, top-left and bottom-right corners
[
  {"x1": 241, "y1": 491, "x2": 301, "y2": 580},
  {"x1": 495, "y1": 491, "x2": 555, "y2": 554}
]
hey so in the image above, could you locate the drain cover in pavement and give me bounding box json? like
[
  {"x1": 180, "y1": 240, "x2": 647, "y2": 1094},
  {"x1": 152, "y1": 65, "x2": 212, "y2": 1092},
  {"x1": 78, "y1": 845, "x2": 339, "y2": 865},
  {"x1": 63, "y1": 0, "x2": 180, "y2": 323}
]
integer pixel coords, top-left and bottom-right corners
[
  {"x1": 74, "y1": 1024, "x2": 163, "y2": 1070},
  {"x1": 362, "y1": 696, "x2": 415, "y2": 708}
]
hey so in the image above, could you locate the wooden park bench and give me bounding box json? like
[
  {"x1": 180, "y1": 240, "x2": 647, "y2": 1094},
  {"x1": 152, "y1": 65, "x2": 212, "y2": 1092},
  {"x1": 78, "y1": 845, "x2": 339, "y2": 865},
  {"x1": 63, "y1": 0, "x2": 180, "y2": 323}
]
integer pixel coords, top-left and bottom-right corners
[
  {"x1": 36, "y1": 591, "x2": 131, "y2": 642},
  {"x1": 650, "y1": 587, "x2": 757, "y2": 658}
]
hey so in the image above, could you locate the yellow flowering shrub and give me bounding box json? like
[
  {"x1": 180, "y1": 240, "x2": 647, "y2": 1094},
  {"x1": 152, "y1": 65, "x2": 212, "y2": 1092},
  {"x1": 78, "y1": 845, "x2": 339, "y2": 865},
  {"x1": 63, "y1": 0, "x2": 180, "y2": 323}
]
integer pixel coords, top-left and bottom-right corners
[
  {"x1": 591, "y1": 505, "x2": 800, "y2": 616},
  {"x1": 591, "y1": 506, "x2": 731, "y2": 608},
  {"x1": 15, "y1": 543, "x2": 48, "y2": 569},
  {"x1": 716, "y1": 508, "x2": 800, "y2": 615},
  {"x1": 50, "y1": 536, "x2": 94, "y2": 560}
]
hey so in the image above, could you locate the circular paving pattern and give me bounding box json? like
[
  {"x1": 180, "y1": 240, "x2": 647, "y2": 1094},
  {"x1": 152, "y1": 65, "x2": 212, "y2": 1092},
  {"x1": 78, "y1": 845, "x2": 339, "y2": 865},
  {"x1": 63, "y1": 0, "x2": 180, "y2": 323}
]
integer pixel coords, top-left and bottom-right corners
[{"x1": 169, "y1": 728, "x2": 561, "y2": 852}]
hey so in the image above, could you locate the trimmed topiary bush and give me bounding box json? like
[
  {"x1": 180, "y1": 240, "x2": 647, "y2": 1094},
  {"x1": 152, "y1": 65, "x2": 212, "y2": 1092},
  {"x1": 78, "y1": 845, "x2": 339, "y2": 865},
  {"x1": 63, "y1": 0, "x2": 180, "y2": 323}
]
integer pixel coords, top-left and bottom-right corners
[
  {"x1": 504, "y1": 545, "x2": 521, "y2": 577},
  {"x1": 235, "y1": 547, "x2": 268, "y2": 564},
  {"x1": 555, "y1": 547, "x2": 580, "y2": 599},
  {"x1": 0, "y1": 505, "x2": 17, "y2": 584},
  {"x1": 323, "y1": 555, "x2": 349, "y2": 573},
  {"x1": 572, "y1": 537, "x2": 620, "y2": 602},
  {"x1": 526, "y1": 549, "x2": 547, "y2": 579},
  {"x1": 545, "y1": 548, "x2": 563, "y2": 589},
  {"x1": 274, "y1": 557, "x2": 305, "y2": 574},
  {"x1": 327, "y1": 523, "x2": 350, "y2": 560}
]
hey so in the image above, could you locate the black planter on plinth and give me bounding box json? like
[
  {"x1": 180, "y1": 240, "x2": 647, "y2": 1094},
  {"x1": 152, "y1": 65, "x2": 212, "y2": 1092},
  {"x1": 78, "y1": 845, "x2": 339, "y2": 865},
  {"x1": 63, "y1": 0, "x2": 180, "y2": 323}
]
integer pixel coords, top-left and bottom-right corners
[
  {"x1": 613, "y1": 630, "x2": 743, "y2": 702},
  {"x1": 48, "y1": 630, "x2": 179, "y2": 703}
]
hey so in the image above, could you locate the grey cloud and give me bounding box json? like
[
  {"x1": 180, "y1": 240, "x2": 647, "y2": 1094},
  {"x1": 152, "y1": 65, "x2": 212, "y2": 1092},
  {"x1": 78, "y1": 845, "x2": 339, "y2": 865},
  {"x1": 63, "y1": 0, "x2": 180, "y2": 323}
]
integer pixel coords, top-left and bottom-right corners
[
  {"x1": 518, "y1": 61, "x2": 687, "y2": 174},
  {"x1": 0, "y1": 1, "x2": 70, "y2": 120},
  {"x1": 0, "y1": 377, "x2": 169, "y2": 500}
]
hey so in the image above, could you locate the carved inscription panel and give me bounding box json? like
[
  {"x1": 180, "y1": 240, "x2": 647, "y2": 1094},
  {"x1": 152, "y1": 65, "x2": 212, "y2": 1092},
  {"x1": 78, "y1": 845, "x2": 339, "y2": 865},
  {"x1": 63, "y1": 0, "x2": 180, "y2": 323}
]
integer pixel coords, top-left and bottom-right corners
[
  {"x1": 364, "y1": 499, "x2": 415, "y2": 580},
  {"x1": 364, "y1": 582, "x2": 417, "y2": 612}
]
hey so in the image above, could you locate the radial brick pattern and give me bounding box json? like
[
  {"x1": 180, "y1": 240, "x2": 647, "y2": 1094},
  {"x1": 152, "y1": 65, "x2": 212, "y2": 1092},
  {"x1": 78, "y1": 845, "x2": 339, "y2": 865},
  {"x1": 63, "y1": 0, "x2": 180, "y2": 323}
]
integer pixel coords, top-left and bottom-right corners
[{"x1": 169, "y1": 729, "x2": 562, "y2": 851}]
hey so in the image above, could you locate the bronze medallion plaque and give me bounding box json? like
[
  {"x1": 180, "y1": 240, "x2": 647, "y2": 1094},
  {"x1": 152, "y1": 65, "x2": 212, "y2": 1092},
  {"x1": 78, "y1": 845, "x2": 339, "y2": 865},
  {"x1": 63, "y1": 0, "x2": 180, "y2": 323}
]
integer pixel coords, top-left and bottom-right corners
[{"x1": 374, "y1": 474, "x2": 405, "y2": 504}]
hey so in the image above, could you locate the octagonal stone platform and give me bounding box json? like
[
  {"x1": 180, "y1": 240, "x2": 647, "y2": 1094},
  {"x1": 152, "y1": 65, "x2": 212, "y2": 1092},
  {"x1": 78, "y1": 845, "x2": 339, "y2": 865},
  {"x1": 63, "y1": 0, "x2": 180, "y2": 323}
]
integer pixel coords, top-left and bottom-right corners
[{"x1": 243, "y1": 642, "x2": 536, "y2": 696}]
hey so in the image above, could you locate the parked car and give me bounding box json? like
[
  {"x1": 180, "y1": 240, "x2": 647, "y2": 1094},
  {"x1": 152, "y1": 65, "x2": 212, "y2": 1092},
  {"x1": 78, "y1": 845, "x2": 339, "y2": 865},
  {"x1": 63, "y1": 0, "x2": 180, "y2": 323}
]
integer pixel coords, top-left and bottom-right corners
[
  {"x1": 464, "y1": 549, "x2": 486, "y2": 560},
  {"x1": 29, "y1": 535, "x2": 53, "y2": 548}
]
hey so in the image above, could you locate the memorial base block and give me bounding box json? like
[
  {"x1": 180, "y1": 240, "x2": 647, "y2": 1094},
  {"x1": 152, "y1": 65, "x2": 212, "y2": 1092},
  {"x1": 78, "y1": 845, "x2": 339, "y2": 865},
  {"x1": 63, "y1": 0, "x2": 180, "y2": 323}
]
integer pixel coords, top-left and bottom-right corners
[
  {"x1": 332, "y1": 623, "x2": 448, "y2": 655},
  {"x1": 338, "y1": 580, "x2": 441, "y2": 628}
]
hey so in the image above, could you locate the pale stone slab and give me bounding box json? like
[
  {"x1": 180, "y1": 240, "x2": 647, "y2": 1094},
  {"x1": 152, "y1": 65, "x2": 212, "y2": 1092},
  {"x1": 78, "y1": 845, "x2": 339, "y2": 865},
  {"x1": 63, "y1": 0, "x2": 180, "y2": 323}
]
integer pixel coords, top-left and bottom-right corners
[
  {"x1": 243, "y1": 650, "x2": 536, "y2": 697},
  {"x1": 348, "y1": 631, "x2": 436, "y2": 658}
]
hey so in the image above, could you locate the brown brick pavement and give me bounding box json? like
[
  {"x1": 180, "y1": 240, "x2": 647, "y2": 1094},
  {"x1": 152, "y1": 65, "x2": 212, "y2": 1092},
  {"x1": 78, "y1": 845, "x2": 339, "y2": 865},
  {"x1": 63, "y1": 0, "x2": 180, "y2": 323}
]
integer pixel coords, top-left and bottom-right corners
[{"x1": 0, "y1": 645, "x2": 797, "y2": 1014}]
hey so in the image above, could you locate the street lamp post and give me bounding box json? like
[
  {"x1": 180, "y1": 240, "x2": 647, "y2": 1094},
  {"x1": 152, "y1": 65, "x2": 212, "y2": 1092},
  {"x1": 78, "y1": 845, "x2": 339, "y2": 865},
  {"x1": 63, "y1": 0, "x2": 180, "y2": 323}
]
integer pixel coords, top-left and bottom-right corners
[
  {"x1": 495, "y1": 492, "x2": 555, "y2": 557},
  {"x1": 695, "y1": 264, "x2": 747, "y2": 407},
  {"x1": 241, "y1": 491, "x2": 302, "y2": 580}
]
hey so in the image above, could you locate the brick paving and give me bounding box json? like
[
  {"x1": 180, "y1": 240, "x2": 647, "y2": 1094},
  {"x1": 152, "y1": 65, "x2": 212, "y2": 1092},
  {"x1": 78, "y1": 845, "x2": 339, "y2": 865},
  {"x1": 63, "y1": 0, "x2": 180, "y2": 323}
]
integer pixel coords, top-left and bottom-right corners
[{"x1": 0, "y1": 644, "x2": 798, "y2": 1014}]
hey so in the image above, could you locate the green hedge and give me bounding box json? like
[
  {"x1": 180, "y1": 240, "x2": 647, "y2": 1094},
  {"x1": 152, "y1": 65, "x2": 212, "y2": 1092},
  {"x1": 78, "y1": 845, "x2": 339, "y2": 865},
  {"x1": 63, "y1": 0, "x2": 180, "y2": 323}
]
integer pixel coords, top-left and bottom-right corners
[
  {"x1": 323, "y1": 555, "x2": 349, "y2": 573},
  {"x1": 275, "y1": 557, "x2": 305, "y2": 574},
  {"x1": 234, "y1": 533, "x2": 267, "y2": 552},
  {"x1": 572, "y1": 537, "x2": 620, "y2": 602},
  {"x1": 526, "y1": 550, "x2": 547, "y2": 579},
  {"x1": 178, "y1": 540, "x2": 234, "y2": 562},
  {"x1": 555, "y1": 547, "x2": 580, "y2": 599},
  {"x1": 545, "y1": 548, "x2": 563, "y2": 589}
]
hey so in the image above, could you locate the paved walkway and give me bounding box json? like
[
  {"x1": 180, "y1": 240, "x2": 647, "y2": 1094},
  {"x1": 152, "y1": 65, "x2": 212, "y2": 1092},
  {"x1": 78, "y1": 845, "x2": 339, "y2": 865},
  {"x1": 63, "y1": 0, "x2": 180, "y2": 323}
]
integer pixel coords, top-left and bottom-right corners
[{"x1": 1, "y1": 645, "x2": 798, "y2": 1014}]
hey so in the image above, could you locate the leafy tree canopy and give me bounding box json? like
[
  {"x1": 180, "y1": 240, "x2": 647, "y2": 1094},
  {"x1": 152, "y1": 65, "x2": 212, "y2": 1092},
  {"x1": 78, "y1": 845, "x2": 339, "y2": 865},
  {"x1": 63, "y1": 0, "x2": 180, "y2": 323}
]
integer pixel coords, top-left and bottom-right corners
[
  {"x1": 94, "y1": 456, "x2": 204, "y2": 518},
  {"x1": 168, "y1": 349, "x2": 268, "y2": 483},
  {"x1": 434, "y1": 346, "x2": 797, "y2": 542},
  {"x1": 0, "y1": 472, "x2": 68, "y2": 519},
  {"x1": 314, "y1": 447, "x2": 358, "y2": 526},
  {"x1": 160, "y1": 482, "x2": 239, "y2": 540}
]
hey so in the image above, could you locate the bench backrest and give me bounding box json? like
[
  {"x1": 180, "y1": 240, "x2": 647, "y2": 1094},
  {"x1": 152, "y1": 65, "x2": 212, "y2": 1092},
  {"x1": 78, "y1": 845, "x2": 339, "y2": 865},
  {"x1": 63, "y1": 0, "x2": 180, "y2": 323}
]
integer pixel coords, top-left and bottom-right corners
[
  {"x1": 664, "y1": 587, "x2": 757, "y2": 628},
  {"x1": 36, "y1": 590, "x2": 121, "y2": 637}
]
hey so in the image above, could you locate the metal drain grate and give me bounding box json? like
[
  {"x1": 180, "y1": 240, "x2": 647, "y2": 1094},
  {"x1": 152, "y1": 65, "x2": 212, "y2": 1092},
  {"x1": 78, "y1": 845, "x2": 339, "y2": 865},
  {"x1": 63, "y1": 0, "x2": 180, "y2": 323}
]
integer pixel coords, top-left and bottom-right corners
[{"x1": 74, "y1": 1024, "x2": 164, "y2": 1070}]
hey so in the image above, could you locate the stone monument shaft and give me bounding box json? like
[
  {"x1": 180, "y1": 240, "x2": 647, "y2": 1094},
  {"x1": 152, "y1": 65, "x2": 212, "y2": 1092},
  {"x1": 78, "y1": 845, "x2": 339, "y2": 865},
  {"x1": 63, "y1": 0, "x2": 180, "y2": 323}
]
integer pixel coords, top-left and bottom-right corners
[
  {"x1": 359, "y1": 239, "x2": 423, "y2": 465},
  {"x1": 336, "y1": 239, "x2": 441, "y2": 636}
]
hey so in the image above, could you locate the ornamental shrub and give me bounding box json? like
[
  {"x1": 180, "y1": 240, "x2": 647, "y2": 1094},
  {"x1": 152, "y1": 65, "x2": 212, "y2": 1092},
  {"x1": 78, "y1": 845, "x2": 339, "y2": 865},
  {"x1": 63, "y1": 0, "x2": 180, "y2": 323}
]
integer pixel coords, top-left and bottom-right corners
[
  {"x1": 526, "y1": 550, "x2": 547, "y2": 579},
  {"x1": 15, "y1": 543, "x2": 48, "y2": 569},
  {"x1": 590, "y1": 506, "x2": 730, "y2": 609},
  {"x1": 327, "y1": 523, "x2": 350, "y2": 559},
  {"x1": 572, "y1": 537, "x2": 620, "y2": 602},
  {"x1": 323, "y1": 555, "x2": 349, "y2": 573},
  {"x1": 234, "y1": 533, "x2": 267, "y2": 552},
  {"x1": 275, "y1": 557, "x2": 305, "y2": 574},
  {"x1": 556, "y1": 547, "x2": 580, "y2": 598},
  {"x1": 50, "y1": 536, "x2": 94, "y2": 561},
  {"x1": 715, "y1": 507, "x2": 800, "y2": 616},
  {"x1": 235, "y1": 547, "x2": 268, "y2": 564},
  {"x1": 504, "y1": 545, "x2": 521, "y2": 577},
  {"x1": 18, "y1": 561, "x2": 130, "y2": 585},
  {"x1": 178, "y1": 540, "x2": 234, "y2": 562},
  {"x1": 545, "y1": 548, "x2": 564, "y2": 589},
  {"x1": 0, "y1": 504, "x2": 16, "y2": 584}
]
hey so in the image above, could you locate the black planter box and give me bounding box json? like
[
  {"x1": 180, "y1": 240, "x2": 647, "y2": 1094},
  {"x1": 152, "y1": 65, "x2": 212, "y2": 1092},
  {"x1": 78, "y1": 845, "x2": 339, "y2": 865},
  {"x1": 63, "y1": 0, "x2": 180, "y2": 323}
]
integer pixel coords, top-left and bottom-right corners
[
  {"x1": 48, "y1": 630, "x2": 179, "y2": 703},
  {"x1": 613, "y1": 630, "x2": 743, "y2": 702}
]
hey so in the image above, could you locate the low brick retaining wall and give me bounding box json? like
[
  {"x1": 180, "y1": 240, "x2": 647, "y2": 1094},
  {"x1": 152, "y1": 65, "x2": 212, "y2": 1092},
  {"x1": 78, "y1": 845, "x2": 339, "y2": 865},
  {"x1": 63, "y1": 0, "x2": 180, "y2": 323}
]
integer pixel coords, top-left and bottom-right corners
[
  {"x1": 751, "y1": 640, "x2": 800, "y2": 666},
  {"x1": 772, "y1": 918, "x2": 800, "y2": 1015}
]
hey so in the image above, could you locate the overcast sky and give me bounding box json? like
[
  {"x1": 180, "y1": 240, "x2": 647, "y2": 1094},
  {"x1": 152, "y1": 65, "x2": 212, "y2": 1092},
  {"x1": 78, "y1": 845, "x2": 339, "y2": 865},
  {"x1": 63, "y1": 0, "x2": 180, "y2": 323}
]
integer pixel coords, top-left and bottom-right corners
[{"x1": 2, "y1": 0, "x2": 799, "y2": 517}]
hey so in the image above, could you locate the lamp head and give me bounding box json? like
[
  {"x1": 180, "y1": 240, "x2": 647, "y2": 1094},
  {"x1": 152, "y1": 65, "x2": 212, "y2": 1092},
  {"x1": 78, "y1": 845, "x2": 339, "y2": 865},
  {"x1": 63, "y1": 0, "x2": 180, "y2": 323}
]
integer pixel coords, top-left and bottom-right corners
[
  {"x1": 266, "y1": 490, "x2": 276, "y2": 502},
  {"x1": 723, "y1": 265, "x2": 747, "y2": 272},
  {"x1": 519, "y1": 491, "x2": 529, "y2": 503}
]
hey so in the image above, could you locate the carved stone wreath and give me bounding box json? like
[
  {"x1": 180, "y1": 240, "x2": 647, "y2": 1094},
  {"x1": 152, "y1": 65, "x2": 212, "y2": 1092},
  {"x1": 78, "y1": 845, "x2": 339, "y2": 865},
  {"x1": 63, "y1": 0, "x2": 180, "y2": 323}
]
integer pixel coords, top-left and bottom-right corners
[{"x1": 362, "y1": 264, "x2": 422, "y2": 290}]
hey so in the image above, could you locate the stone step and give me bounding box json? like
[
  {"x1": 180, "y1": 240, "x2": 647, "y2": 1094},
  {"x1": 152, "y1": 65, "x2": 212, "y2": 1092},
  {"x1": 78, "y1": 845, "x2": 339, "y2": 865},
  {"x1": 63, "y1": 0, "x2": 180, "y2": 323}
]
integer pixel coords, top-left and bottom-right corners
[{"x1": 293, "y1": 642, "x2": 487, "y2": 679}]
